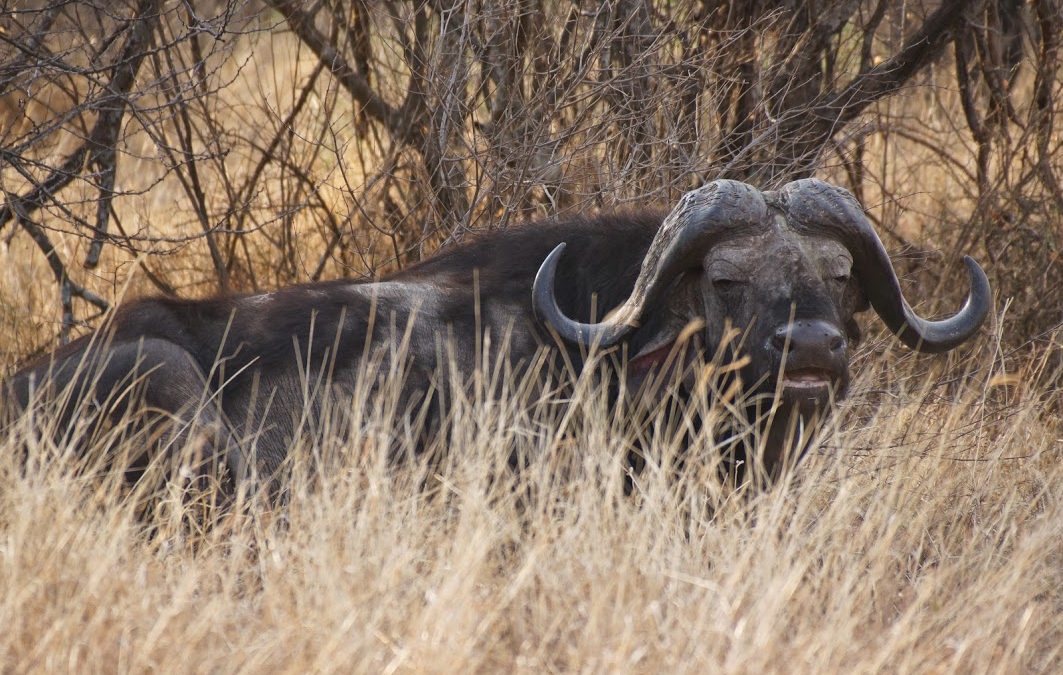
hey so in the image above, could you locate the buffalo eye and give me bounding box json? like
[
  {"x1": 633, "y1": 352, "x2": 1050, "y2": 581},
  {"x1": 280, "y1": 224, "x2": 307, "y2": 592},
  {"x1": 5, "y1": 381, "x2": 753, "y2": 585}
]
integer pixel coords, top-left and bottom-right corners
[
  {"x1": 832, "y1": 273, "x2": 851, "y2": 284},
  {"x1": 712, "y1": 277, "x2": 745, "y2": 293}
]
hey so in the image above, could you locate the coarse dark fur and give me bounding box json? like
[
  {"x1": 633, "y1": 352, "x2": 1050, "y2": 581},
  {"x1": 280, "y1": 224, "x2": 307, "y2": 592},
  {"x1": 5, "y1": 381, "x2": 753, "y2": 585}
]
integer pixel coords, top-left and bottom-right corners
[
  {"x1": 3, "y1": 178, "x2": 990, "y2": 490},
  {"x1": 3, "y1": 213, "x2": 669, "y2": 485}
]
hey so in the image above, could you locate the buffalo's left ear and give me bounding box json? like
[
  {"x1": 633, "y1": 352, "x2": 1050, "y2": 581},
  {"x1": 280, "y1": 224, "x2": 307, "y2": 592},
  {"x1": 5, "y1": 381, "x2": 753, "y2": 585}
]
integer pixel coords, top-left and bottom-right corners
[
  {"x1": 844, "y1": 274, "x2": 870, "y2": 345},
  {"x1": 844, "y1": 316, "x2": 863, "y2": 346},
  {"x1": 848, "y1": 273, "x2": 871, "y2": 312}
]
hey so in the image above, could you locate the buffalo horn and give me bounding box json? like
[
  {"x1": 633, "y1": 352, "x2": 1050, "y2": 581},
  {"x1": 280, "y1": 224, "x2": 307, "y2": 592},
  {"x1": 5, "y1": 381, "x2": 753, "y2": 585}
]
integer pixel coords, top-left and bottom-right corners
[
  {"x1": 533, "y1": 179, "x2": 767, "y2": 347},
  {"x1": 781, "y1": 178, "x2": 991, "y2": 353}
]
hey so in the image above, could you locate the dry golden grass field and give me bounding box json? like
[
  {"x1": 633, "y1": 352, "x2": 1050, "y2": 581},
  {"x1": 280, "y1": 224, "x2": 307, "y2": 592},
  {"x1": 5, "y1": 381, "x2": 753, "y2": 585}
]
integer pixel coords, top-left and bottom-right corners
[
  {"x1": 1, "y1": 7, "x2": 1061, "y2": 674},
  {"x1": 0, "y1": 329, "x2": 1059, "y2": 673}
]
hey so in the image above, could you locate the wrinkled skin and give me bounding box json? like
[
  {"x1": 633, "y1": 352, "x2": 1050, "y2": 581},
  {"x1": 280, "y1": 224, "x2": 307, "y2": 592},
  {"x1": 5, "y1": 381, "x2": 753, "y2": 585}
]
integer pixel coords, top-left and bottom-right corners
[
  {"x1": 618, "y1": 210, "x2": 867, "y2": 477},
  {"x1": 534, "y1": 179, "x2": 991, "y2": 478},
  {"x1": 683, "y1": 226, "x2": 865, "y2": 476},
  {"x1": 701, "y1": 226, "x2": 861, "y2": 399}
]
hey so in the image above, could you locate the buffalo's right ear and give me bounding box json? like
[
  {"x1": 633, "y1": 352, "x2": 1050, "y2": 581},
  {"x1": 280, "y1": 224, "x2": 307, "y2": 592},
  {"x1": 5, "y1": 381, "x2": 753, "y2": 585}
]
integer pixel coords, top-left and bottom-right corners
[{"x1": 624, "y1": 318, "x2": 705, "y2": 401}]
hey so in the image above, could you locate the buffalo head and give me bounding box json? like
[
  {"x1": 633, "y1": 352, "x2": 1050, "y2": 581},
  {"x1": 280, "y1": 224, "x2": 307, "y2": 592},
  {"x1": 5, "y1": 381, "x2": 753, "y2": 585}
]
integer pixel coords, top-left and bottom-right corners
[{"x1": 533, "y1": 179, "x2": 991, "y2": 466}]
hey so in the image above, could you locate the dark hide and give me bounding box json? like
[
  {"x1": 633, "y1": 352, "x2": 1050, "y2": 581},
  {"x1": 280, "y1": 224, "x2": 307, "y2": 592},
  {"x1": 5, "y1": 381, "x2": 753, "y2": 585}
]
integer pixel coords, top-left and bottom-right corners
[
  {"x1": 3, "y1": 214, "x2": 666, "y2": 485},
  {"x1": 4, "y1": 179, "x2": 989, "y2": 488}
]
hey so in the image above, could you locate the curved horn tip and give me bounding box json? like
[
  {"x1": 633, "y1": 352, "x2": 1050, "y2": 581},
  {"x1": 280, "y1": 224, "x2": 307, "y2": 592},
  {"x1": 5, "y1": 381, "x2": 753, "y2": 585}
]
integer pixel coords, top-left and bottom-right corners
[
  {"x1": 962, "y1": 254, "x2": 992, "y2": 320},
  {"x1": 903, "y1": 255, "x2": 993, "y2": 354},
  {"x1": 963, "y1": 255, "x2": 988, "y2": 282},
  {"x1": 532, "y1": 241, "x2": 634, "y2": 348},
  {"x1": 532, "y1": 242, "x2": 567, "y2": 323},
  {"x1": 547, "y1": 241, "x2": 567, "y2": 263}
]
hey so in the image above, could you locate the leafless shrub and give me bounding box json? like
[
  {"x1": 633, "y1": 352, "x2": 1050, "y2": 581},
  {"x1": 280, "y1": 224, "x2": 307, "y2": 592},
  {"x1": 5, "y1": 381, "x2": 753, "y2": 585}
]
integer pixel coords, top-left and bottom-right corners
[{"x1": 0, "y1": 0, "x2": 1059, "y2": 352}]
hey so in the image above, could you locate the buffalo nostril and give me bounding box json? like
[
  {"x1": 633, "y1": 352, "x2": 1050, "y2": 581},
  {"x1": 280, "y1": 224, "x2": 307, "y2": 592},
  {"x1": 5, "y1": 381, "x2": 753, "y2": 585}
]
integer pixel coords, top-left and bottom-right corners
[
  {"x1": 771, "y1": 326, "x2": 810, "y2": 353},
  {"x1": 771, "y1": 322, "x2": 845, "y2": 355},
  {"x1": 770, "y1": 330, "x2": 789, "y2": 352}
]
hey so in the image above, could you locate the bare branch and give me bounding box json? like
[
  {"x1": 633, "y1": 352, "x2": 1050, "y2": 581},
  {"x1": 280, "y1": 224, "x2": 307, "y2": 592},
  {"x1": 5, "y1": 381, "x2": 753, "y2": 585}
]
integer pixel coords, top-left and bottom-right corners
[
  {"x1": 0, "y1": 0, "x2": 162, "y2": 233},
  {"x1": 262, "y1": 0, "x2": 423, "y2": 148},
  {"x1": 823, "y1": 0, "x2": 978, "y2": 130}
]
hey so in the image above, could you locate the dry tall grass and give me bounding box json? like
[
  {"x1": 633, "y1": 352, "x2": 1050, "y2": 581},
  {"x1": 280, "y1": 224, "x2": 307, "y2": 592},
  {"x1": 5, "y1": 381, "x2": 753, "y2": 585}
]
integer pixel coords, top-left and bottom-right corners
[
  {"x1": 0, "y1": 327, "x2": 1059, "y2": 673},
  {"x1": 1, "y1": 3, "x2": 1061, "y2": 672}
]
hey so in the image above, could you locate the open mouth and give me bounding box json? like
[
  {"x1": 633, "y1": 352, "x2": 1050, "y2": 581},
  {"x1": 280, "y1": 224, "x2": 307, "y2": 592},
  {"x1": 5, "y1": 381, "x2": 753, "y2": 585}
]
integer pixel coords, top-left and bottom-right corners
[{"x1": 780, "y1": 368, "x2": 834, "y2": 392}]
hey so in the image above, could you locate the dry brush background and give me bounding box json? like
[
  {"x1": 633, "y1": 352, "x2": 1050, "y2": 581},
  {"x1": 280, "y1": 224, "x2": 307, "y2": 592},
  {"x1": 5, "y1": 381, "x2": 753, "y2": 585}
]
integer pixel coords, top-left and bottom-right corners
[{"x1": 0, "y1": 1, "x2": 1060, "y2": 672}]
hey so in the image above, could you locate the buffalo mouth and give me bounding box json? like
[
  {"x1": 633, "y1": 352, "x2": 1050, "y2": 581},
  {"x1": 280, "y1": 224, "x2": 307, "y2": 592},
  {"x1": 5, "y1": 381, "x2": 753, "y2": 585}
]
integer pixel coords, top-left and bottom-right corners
[{"x1": 778, "y1": 368, "x2": 839, "y2": 404}]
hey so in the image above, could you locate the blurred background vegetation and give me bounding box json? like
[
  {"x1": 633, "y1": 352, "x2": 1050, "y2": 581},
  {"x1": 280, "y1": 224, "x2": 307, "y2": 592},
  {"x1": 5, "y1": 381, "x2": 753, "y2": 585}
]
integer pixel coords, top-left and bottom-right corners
[{"x1": 0, "y1": 0, "x2": 1059, "y2": 359}]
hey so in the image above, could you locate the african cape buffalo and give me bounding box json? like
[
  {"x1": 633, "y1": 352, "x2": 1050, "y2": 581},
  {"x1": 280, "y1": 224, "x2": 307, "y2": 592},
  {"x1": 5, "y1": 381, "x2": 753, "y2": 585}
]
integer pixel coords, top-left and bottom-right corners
[{"x1": 3, "y1": 178, "x2": 991, "y2": 485}]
